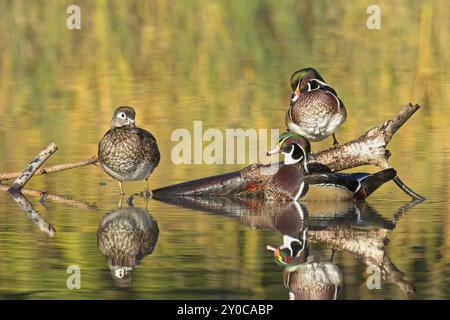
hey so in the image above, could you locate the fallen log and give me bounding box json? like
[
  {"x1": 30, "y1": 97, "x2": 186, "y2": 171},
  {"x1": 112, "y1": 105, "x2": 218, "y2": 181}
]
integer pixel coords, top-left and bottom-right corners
[{"x1": 153, "y1": 103, "x2": 424, "y2": 200}]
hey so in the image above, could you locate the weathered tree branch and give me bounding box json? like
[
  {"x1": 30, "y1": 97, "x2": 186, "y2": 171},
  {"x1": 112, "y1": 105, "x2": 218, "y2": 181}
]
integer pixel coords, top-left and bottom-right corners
[
  {"x1": 1, "y1": 103, "x2": 423, "y2": 200},
  {"x1": 0, "y1": 155, "x2": 98, "y2": 182},
  {"x1": 154, "y1": 103, "x2": 424, "y2": 200},
  {"x1": 308, "y1": 103, "x2": 421, "y2": 171},
  {"x1": 7, "y1": 143, "x2": 58, "y2": 193}
]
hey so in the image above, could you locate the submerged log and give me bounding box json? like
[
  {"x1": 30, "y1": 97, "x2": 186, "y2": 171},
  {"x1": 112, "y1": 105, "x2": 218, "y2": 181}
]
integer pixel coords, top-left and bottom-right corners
[{"x1": 154, "y1": 103, "x2": 424, "y2": 200}]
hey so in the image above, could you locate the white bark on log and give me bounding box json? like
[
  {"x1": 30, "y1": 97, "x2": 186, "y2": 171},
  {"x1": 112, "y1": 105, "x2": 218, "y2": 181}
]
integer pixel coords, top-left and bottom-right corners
[{"x1": 7, "y1": 143, "x2": 58, "y2": 193}]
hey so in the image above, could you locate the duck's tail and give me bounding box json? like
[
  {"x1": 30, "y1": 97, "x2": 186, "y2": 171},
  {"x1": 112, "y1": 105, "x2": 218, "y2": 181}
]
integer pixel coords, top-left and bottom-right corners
[{"x1": 355, "y1": 168, "x2": 397, "y2": 200}]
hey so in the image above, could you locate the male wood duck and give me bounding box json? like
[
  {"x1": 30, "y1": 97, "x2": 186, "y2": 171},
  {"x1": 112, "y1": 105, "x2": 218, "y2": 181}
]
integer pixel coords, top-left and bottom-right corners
[
  {"x1": 266, "y1": 231, "x2": 342, "y2": 300},
  {"x1": 264, "y1": 132, "x2": 396, "y2": 201},
  {"x1": 266, "y1": 231, "x2": 309, "y2": 267},
  {"x1": 98, "y1": 106, "x2": 160, "y2": 195},
  {"x1": 285, "y1": 68, "x2": 346, "y2": 146},
  {"x1": 152, "y1": 132, "x2": 395, "y2": 202}
]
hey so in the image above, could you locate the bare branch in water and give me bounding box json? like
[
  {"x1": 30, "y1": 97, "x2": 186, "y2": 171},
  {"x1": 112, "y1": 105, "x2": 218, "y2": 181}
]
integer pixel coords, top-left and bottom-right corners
[
  {"x1": 6, "y1": 143, "x2": 57, "y2": 192},
  {"x1": 155, "y1": 103, "x2": 424, "y2": 200},
  {"x1": 0, "y1": 155, "x2": 98, "y2": 182}
]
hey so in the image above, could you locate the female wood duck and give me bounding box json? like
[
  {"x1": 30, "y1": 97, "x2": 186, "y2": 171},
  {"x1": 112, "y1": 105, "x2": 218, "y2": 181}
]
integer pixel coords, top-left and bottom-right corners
[
  {"x1": 98, "y1": 106, "x2": 160, "y2": 195},
  {"x1": 97, "y1": 207, "x2": 159, "y2": 288},
  {"x1": 264, "y1": 132, "x2": 396, "y2": 201},
  {"x1": 285, "y1": 68, "x2": 346, "y2": 146}
]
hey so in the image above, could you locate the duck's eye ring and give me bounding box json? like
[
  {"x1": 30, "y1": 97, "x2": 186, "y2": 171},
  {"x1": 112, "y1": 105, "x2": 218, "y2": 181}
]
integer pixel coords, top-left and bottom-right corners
[{"x1": 118, "y1": 112, "x2": 126, "y2": 119}]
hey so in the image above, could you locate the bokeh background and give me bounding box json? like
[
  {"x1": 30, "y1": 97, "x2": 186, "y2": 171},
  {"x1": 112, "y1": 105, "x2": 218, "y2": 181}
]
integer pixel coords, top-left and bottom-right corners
[{"x1": 0, "y1": 0, "x2": 449, "y2": 299}]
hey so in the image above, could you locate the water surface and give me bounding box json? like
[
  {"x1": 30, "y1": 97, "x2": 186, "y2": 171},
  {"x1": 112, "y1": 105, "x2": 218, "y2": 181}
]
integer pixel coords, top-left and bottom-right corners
[{"x1": 0, "y1": 0, "x2": 449, "y2": 299}]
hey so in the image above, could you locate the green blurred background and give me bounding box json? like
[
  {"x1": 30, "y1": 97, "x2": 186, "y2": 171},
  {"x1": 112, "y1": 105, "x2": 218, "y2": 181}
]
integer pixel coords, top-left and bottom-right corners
[{"x1": 0, "y1": 0, "x2": 449, "y2": 299}]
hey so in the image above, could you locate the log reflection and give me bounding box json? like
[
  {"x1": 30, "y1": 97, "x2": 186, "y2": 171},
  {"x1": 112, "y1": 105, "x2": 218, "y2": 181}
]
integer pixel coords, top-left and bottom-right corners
[
  {"x1": 155, "y1": 196, "x2": 419, "y2": 298},
  {"x1": 6, "y1": 190, "x2": 56, "y2": 237}
]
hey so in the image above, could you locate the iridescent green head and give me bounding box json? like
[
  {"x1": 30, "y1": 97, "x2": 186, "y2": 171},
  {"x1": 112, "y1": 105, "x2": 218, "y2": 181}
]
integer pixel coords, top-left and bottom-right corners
[
  {"x1": 290, "y1": 67, "x2": 325, "y2": 93},
  {"x1": 266, "y1": 235, "x2": 309, "y2": 267},
  {"x1": 267, "y1": 132, "x2": 311, "y2": 166}
]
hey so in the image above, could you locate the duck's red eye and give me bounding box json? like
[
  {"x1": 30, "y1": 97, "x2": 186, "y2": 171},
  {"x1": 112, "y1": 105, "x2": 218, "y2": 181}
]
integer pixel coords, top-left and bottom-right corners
[{"x1": 285, "y1": 138, "x2": 292, "y2": 145}]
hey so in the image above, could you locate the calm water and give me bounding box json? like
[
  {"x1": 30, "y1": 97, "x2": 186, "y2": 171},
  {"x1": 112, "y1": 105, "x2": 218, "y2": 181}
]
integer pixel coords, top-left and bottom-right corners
[{"x1": 1, "y1": 1, "x2": 450, "y2": 300}]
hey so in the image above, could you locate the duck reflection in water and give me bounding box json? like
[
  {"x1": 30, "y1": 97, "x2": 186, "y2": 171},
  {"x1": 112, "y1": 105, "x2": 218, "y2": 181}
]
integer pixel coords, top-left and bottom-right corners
[
  {"x1": 267, "y1": 231, "x2": 343, "y2": 300},
  {"x1": 97, "y1": 206, "x2": 159, "y2": 288},
  {"x1": 154, "y1": 195, "x2": 418, "y2": 299},
  {"x1": 263, "y1": 201, "x2": 416, "y2": 299},
  {"x1": 265, "y1": 203, "x2": 343, "y2": 300}
]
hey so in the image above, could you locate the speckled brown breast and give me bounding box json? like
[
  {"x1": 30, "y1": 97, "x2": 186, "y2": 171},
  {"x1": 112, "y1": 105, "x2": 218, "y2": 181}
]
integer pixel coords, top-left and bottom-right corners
[
  {"x1": 283, "y1": 261, "x2": 342, "y2": 300},
  {"x1": 98, "y1": 126, "x2": 160, "y2": 181},
  {"x1": 286, "y1": 89, "x2": 346, "y2": 141},
  {"x1": 291, "y1": 90, "x2": 339, "y2": 123}
]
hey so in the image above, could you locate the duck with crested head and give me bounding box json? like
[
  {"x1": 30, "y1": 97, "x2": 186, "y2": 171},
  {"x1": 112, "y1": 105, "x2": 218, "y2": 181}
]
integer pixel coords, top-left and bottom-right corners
[
  {"x1": 98, "y1": 106, "x2": 160, "y2": 195},
  {"x1": 266, "y1": 230, "x2": 343, "y2": 300},
  {"x1": 264, "y1": 132, "x2": 396, "y2": 202},
  {"x1": 286, "y1": 67, "x2": 346, "y2": 146}
]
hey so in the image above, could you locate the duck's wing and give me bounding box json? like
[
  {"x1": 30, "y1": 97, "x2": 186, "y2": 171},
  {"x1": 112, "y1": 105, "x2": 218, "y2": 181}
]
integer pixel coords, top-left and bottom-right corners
[
  {"x1": 301, "y1": 173, "x2": 357, "y2": 201},
  {"x1": 136, "y1": 128, "x2": 160, "y2": 167},
  {"x1": 302, "y1": 169, "x2": 396, "y2": 201}
]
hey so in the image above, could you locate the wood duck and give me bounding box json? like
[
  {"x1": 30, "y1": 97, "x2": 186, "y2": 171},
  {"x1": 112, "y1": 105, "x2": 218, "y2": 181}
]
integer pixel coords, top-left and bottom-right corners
[
  {"x1": 266, "y1": 231, "x2": 309, "y2": 267},
  {"x1": 97, "y1": 207, "x2": 159, "y2": 288},
  {"x1": 285, "y1": 68, "x2": 346, "y2": 146},
  {"x1": 98, "y1": 106, "x2": 160, "y2": 195},
  {"x1": 266, "y1": 231, "x2": 342, "y2": 300},
  {"x1": 264, "y1": 132, "x2": 396, "y2": 201}
]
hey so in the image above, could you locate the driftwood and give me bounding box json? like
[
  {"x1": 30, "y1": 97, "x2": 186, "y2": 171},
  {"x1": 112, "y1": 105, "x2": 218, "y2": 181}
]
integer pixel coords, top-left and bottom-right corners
[
  {"x1": 0, "y1": 142, "x2": 98, "y2": 208},
  {"x1": 0, "y1": 155, "x2": 98, "y2": 182},
  {"x1": 1, "y1": 103, "x2": 423, "y2": 200},
  {"x1": 242, "y1": 103, "x2": 424, "y2": 200},
  {"x1": 153, "y1": 103, "x2": 424, "y2": 200},
  {"x1": 0, "y1": 143, "x2": 97, "y2": 235},
  {"x1": 308, "y1": 103, "x2": 420, "y2": 171},
  {"x1": 7, "y1": 143, "x2": 58, "y2": 193}
]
